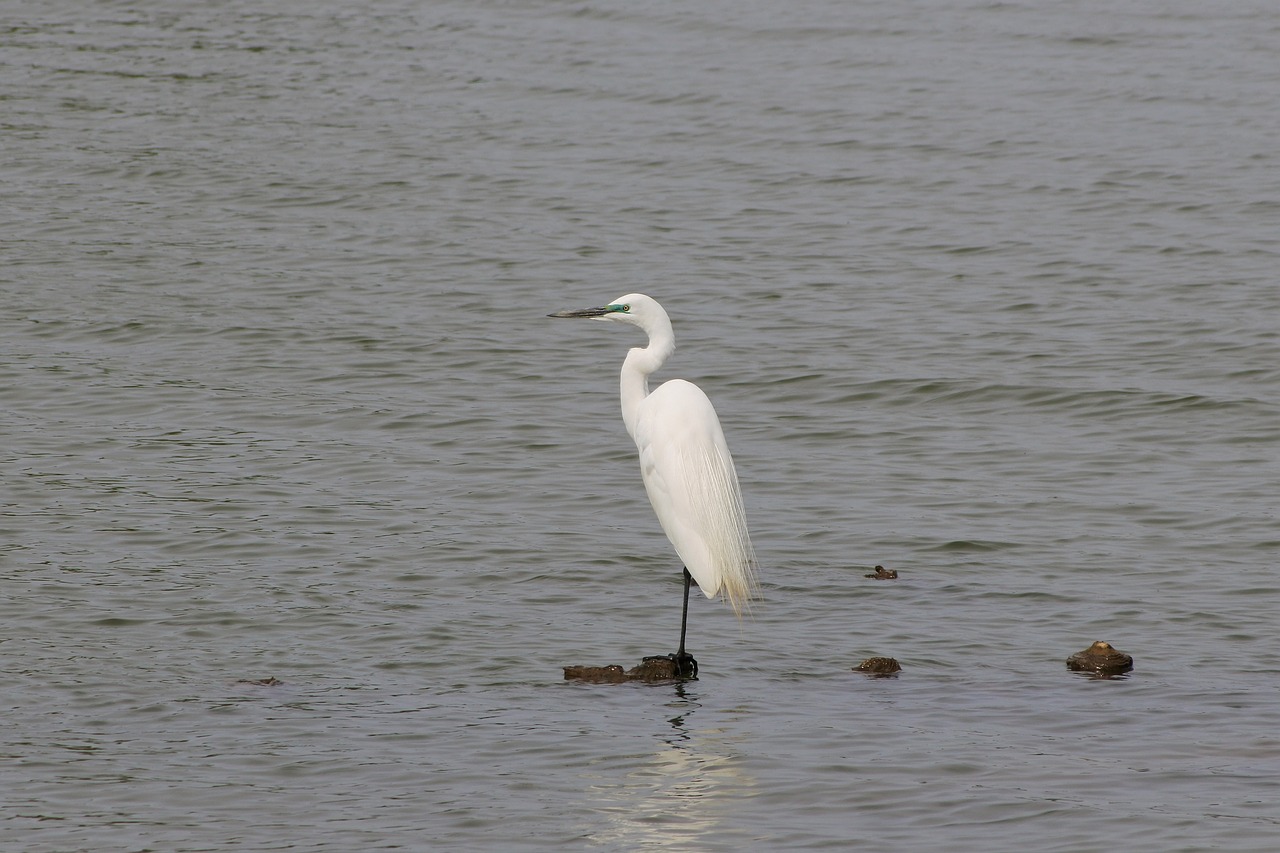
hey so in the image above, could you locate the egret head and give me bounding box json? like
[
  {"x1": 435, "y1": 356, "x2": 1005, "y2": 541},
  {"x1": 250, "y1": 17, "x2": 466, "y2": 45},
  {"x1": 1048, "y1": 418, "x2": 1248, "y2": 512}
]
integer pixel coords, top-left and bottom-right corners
[{"x1": 548, "y1": 293, "x2": 664, "y2": 329}]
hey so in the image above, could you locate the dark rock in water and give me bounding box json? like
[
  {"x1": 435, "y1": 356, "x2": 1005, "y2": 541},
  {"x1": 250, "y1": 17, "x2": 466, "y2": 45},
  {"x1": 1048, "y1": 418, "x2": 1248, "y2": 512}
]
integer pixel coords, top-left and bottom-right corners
[
  {"x1": 1066, "y1": 641, "x2": 1133, "y2": 676},
  {"x1": 642, "y1": 651, "x2": 698, "y2": 679},
  {"x1": 563, "y1": 665, "x2": 630, "y2": 684},
  {"x1": 236, "y1": 677, "x2": 284, "y2": 686},
  {"x1": 628, "y1": 658, "x2": 683, "y2": 681},
  {"x1": 564, "y1": 657, "x2": 689, "y2": 684},
  {"x1": 865, "y1": 565, "x2": 898, "y2": 580},
  {"x1": 854, "y1": 656, "x2": 901, "y2": 676}
]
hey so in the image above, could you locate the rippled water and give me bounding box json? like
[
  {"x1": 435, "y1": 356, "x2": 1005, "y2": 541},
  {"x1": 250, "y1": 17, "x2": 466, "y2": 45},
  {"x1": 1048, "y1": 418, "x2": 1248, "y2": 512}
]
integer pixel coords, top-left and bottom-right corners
[{"x1": 4, "y1": 1, "x2": 1280, "y2": 850}]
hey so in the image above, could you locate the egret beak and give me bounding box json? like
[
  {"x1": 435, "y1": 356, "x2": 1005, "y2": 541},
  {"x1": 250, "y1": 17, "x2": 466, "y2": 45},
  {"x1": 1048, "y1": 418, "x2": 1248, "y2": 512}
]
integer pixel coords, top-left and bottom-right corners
[{"x1": 548, "y1": 306, "x2": 611, "y2": 319}]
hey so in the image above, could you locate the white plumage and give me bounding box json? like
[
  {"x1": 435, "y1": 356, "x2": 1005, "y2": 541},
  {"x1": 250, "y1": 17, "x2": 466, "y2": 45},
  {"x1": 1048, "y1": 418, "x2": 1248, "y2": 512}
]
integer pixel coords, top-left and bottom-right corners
[
  {"x1": 550, "y1": 293, "x2": 759, "y2": 619},
  {"x1": 632, "y1": 377, "x2": 757, "y2": 614}
]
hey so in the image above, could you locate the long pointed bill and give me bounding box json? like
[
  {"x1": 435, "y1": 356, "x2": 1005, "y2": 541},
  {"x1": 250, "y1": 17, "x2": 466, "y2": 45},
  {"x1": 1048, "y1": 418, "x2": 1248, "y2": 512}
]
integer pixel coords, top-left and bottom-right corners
[{"x1": 547, "y1": 306, "x2": 612, "y2": 319}]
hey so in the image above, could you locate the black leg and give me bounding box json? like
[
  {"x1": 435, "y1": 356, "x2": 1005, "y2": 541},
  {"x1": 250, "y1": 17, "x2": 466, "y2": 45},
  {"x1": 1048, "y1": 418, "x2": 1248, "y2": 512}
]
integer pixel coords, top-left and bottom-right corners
[
  {"x1": 673, "y1": 568, "x2": 698, "y2": 678},
  {"x1": 642, "y1": 567, "x2": 699, "y2": 679}
]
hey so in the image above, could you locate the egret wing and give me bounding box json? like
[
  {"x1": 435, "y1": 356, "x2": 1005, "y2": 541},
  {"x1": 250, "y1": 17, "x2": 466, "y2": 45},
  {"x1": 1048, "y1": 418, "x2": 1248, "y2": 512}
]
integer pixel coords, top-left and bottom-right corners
[{"x1": 632, "y1": 379, "x2": 758, "y2": 614}]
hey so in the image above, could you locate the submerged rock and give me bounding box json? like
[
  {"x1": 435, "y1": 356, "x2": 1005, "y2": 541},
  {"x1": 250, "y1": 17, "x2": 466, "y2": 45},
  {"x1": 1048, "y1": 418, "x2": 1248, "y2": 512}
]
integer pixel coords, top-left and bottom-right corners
[
  {"x1": 865, "y1": 565, "x2": 898, "y2": 580},
  {"x1": 235, "y1": 677, "x2": 284, "y2": 687},
  {"x1": 563, "y1": 664, "x2": 630, "y2": 684},
  {"x1": 854, "y1": 656, "x2": 901, "y2": 676},
  {"x1": 564, "y1": 656, "x2": 691, "y2": 684},
  {"x1": 1066, "y1": 641, "x2": 1133, "y2": 676}
]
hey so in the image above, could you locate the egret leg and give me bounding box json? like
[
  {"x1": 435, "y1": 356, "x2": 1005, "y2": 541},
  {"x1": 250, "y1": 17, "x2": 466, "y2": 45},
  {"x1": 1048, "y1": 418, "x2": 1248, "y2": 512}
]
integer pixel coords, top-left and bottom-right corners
[
  {"x1": 673, "y1": 568, "x2": 698, "y2": 678},
  {"x1": 642, "y1": 567, "x2": 699, "y2": 679}
]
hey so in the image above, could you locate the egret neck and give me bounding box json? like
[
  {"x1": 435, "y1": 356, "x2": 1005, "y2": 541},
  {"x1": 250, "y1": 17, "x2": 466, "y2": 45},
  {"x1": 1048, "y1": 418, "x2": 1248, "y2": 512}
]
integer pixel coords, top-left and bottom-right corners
[{"x1": 619, "y1": 313, "x2": 674, "y2": 442}]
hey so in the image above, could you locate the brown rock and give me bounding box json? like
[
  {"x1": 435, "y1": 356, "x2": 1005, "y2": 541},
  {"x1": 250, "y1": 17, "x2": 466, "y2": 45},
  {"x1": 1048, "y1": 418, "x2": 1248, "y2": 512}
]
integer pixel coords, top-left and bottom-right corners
[
  {"x1": 854, "y1": 656, "x2": 901, "y2": 676},
  {"x1": 563, "y1": 665, "x2": 630, "y2": 684},
  {"x1": 563, "y1": 656, "x2": 690, "y2": 684},
  {"x1": 1066, "y1": 641, "x2": 1133, "y2": 676}
]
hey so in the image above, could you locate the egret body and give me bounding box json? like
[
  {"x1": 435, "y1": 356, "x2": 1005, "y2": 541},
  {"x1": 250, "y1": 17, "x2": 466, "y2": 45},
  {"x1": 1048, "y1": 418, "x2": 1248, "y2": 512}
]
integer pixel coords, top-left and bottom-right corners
[{"x1": 550, "y1": 294, "x2": 759, "y2": 676}]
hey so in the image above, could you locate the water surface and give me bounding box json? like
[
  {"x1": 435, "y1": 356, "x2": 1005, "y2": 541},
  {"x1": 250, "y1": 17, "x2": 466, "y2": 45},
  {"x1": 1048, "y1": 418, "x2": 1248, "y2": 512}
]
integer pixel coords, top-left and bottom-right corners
[{"x1": 4, "y1": 1, "x2": 1279, "y2": 850}]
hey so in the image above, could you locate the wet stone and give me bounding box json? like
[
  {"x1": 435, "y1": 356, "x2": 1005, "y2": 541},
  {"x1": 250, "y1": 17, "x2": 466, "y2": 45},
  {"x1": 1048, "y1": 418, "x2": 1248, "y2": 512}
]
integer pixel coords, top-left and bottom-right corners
[
  {"x1": 1066, "y1": 641, "x2": 1133, "y2": 676},
  {"x1": 564, "y1": 657, "x2": 690, "y2": 684},
  {"x1": 563, "y1": 665, "x2": 630, "y2": 684},
  {"x1": 854, "y1": 656, "x2": 902, "y2": 676}
]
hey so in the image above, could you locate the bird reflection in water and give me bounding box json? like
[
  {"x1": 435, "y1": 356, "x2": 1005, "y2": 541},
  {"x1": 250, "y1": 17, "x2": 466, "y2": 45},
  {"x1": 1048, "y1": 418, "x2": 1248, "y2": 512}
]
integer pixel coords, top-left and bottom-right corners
[{"x1": 580, "y1": 682, "x2": 759, "y2": 850}]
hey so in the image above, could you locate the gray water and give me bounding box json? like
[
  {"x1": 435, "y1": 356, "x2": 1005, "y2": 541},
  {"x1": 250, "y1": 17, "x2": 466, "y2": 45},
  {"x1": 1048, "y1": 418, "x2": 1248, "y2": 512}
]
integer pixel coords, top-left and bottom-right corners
[{"x1": 4, "y1": 1, "x2": 1279, "y2": 850}]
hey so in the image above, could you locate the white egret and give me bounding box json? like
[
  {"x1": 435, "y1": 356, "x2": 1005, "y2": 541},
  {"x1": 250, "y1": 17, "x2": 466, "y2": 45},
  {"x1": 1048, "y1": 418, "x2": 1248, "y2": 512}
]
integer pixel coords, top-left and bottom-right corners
[{"x1": 549, "y1": 294, "x2": 759, "y2": 677}]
